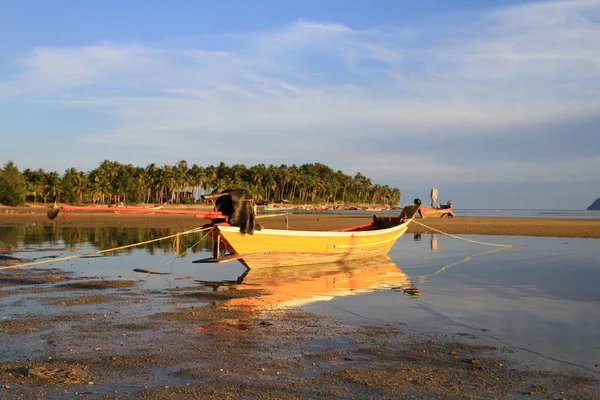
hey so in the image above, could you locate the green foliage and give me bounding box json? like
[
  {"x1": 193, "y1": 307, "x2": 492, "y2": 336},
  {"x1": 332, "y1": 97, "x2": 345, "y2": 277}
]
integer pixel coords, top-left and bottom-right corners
[
  {"x1": 0, "y1": 161, "x2": 27, "y2": 206},
  {"x1": 14, "y1": 160, "x2": 402, "y2": 207}
]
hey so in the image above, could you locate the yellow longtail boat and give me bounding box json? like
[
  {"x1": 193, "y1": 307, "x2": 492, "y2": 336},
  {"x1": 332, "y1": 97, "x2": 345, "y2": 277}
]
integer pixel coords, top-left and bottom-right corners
[
  {"x1": 193, "y1": 190, "x2": 421, "y2": 269},
  {"x1": 47, "y1": 188, "x2": 421, "y2": 270},
  {"x1": 205, "y1": 216, "x2": 413, "y2": 269}
]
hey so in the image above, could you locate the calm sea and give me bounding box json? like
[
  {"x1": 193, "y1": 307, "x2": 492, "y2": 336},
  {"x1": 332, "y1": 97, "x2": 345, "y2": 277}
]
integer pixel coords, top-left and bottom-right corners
[
  {"x1": 454, "y1": 208, "x2": 600, "y2": 219},
  {"x1": 1, "y1": 225, "x2": 599, "y2": 376},
  {"x1": 275, "y1": 208, "x2": 600, "y2": 219}
]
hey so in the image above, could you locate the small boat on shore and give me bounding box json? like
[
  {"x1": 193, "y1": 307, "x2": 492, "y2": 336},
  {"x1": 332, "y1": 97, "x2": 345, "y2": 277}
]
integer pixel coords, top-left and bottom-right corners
[
  {"x1": 193, "y1": 189, "x2": 420, "y2": 268},
  {"x1": 113, "y1": 203, "x2": 166, "y2": 214},
  {"x1": 143, "y1": 204, "x2": 165, "y2": 210},
  {"x1": 203, "y1": 213, "x2": 415, "y2": 269},
  {"x1": 417, "y1": 201, "x2": 454, "y2": 218},
  {"x1": 261, "y1": 205, "x2": 294, "y2": 212},
  {"x1": 416, "y1": 185, "x2": 454, "y2": 218},
  {"x1": 47, "y1": 189, "x2": 421, "y2": 269}
]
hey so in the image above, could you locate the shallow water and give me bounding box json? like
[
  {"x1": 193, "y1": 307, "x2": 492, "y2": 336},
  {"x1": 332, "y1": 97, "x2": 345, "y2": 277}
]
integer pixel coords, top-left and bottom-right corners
[
  {"x1": 455, "y1": 208, "x2": 600, "y2": 218},
  {"x1": 308, "y1": 234, "x2": 600, "y2": 374},
  {"x1": 1, "y1": 226, "x2": 599, "y2": 374},
  {"x1": 264, "y1": 208, "x2": 600, "y2": 218}
]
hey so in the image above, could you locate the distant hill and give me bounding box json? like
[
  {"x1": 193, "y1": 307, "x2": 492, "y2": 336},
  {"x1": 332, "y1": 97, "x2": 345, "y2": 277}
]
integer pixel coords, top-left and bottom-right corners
[{"x1": 588, "y1": 198, "x2": 600, "y2": 210}]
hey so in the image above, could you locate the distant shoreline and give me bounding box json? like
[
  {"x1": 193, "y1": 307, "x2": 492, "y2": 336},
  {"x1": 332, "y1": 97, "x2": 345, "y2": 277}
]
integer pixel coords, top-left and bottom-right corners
[{"x1": 1, "y1": 203, "x2": 599, "y2": 238}]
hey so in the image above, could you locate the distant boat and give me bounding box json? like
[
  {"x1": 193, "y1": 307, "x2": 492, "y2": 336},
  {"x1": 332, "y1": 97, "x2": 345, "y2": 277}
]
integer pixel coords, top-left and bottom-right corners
[
  {"x1": 415, "y1": 189, "x2": 455, "y2": 219},
  {"x1": 143, "y1": 204, "x2": 165, "y2": 210},
  {"x1": 417, "y1": 201, "x2": 454, "y2": 218},
  {"x1": 261, "y1": 206, "x2": 294, "y2": 212},
  {"x1": 113, "y1": 203, "x2": 165, "y2": 214}
]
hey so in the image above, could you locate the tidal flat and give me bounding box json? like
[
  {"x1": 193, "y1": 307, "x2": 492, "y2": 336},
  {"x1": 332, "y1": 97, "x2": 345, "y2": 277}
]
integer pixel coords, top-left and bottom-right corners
[{"x1": 0, "y1": 214, "x2": 599, "y2": 398}]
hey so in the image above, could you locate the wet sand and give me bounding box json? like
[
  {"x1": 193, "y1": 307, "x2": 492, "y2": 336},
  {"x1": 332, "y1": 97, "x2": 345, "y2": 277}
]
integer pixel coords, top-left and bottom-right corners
[
  {"x1": 1, "y1": 204, "x2": 599, "y2": 398},
  {"x1": 1, "y1": 268, "x2": 598, "y2": 399}
]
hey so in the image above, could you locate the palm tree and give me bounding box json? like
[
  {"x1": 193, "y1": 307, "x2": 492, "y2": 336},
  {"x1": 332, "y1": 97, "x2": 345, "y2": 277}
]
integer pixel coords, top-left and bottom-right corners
[
  {"x1": 62, "y1": 167, "x2": 79, "y2": 204},
  {"x1": 212, "y1": 177, "x2": 230, "y2": 193},
  {"x1": 144, "y1": 163, "x2": 159, "y2": 204},
  {"x1": 340, "y1": 173, "x2": 352, "y2": 205},
  {"x1": 204, "y1": 165, "x2": 217, "y2": 194},
  {"x1": 22, "y1": 168, "x2": 46, "y2": 203},
  {"x1": 73, "y1": 170, "x2": 89, "y2": 204},
  {"x1": 90, "y1": 160, "x2": 118, "y2": 204},
  {"x1": 216, "y1": 161, "x2": 230, "y2": 181},
  {"x1": 10, "y1": 159, "x2": 403, "y2": 209},
  {"x1": 288, "y1": 167, "x2": 301, "y2": 203},
  {"x1": 157, "y1": 165, "x2": 176, "y2": 203},
  {"x1": 175, "y1": 160, "x2": 189, "y2": 203},
  {"x1": 392, "y1": 188, "x2": 401, "y2": 206},
  {"x1": 47, "y1": 172, "x2": 62, "y2": 203},
  {"x1": 188, "y1": 164, "x2": 204, "y2": 201},
  {"x1": 265, "y1": 173, "x2": 277, "y2": 202}
]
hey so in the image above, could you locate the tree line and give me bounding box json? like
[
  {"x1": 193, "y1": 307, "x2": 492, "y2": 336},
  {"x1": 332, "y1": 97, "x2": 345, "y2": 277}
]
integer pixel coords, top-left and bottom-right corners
[{"x1": 0, "y1": 160, "x2": 401, "y2": 207}]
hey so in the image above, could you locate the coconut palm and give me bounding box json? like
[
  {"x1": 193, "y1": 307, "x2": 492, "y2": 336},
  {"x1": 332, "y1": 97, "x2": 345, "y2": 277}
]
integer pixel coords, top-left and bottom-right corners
[{"x1": 15, "y1": 160, "x2": 402, "y2": 209}]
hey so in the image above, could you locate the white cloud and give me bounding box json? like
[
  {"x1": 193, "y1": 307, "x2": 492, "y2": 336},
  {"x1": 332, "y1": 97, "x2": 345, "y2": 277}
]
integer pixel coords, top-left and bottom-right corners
[
  {"x1": 1, "y1": 0, "x2": 599, "y2": 190},
  {"x1": 3, "y1": 3, "x2": 597, "y2": 120},
  {"x1": 451, "y1": 1, "x2": 600, "y2": 80}
]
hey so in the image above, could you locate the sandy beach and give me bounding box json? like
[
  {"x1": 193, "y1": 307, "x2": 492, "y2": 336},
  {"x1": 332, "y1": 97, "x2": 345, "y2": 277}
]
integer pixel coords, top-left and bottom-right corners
[
  {"x1": 1, "y1": 204, "x2": 599, "y2": 238},
  {"x1": 1, "y1": 204, "x2": 599, "y2": 398}
]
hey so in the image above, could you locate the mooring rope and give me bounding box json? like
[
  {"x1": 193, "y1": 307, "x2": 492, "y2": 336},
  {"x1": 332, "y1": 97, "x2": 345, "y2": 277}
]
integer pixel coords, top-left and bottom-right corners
[
  {"x1": 417, "y1": 247, "x2": 510, "y2": 284},
  {"x1": 411, "y1": 219, "x2": 514, "y2": 248},
  {"x1": 125, "y1": 228, "x2": 212, "y2": 280},
  {"x1": 0, "y1": 226, "x2": 212, "y2": 271}
]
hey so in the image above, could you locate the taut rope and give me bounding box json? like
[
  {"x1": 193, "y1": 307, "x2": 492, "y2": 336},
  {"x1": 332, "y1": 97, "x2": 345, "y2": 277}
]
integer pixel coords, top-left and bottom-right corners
[
  {"x1": 411, "y1": 219, "x2": 514, "y2": 248},
  {"x1": 125, "y1": 228, "x2": 213, "y2": 280},
  {"x1": 0, "y1": 226, "x2": 212, "y2": 271}
]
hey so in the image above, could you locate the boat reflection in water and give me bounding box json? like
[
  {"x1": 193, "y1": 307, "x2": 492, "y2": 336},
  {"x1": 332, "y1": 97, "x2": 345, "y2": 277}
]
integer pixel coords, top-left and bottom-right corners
[
  {"x1": 197, "y1": 255, "x2": 420, "y2": 310},
  {"x1": 413, "y1": 233, "x2": 438, "y2": 252},
  {"x1": 430, "y1": 233, "x2": 438, "y2": 252}
]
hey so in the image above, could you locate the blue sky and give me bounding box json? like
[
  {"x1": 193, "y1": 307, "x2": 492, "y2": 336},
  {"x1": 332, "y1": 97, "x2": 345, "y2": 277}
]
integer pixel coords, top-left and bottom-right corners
[{"x1": 1, "y1": 0, "x2": 599, "y2": 209}]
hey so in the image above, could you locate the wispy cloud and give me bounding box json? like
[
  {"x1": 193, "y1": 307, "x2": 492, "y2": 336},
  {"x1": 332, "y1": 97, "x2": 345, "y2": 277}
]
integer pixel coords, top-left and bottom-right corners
[{"x1": 1, "y1": 0, "x2": 599, "y2": 189}]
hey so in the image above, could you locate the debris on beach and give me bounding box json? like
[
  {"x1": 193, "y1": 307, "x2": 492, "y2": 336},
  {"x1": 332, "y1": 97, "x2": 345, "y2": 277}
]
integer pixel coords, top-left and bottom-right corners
[
  {"x1": 1, "y1": 364, "x2": 87, "y2": 386},
  {"x1": 133, "y1": 268, "x2": 171, "y2": 275}
]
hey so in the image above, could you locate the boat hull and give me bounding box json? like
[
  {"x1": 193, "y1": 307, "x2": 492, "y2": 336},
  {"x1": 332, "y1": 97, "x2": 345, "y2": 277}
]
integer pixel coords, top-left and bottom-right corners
[
  {"x1": 418, "y1": 205, "x2": 453, "y2": 218},
  {"x1": 215, "y1": 220, "x2": 411, "y2": 269}
]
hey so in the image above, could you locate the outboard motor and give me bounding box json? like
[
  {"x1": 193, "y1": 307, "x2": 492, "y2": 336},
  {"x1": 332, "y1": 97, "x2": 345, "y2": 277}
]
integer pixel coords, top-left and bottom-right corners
[{"x1": 203, "y1": 189, "x2": 257, "y2": 234}]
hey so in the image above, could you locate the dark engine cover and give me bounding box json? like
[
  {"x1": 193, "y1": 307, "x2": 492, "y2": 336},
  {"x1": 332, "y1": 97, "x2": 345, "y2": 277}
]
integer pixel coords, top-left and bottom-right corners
[{"x1": 214, "y1": 189, "x2": 256, "y2": 234}]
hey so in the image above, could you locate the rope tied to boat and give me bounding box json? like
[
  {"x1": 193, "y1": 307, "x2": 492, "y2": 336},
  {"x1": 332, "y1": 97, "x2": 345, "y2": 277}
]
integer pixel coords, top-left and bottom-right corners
[
  {"x1": 126, "y1": 227, "x2": 213, "y2": 280},
  {"x1": 411, "y1": 219, "x2": 514, "y2": 248},
  {"x1": 0, "y1": 226, "x2": 213, "y2": 271}
]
